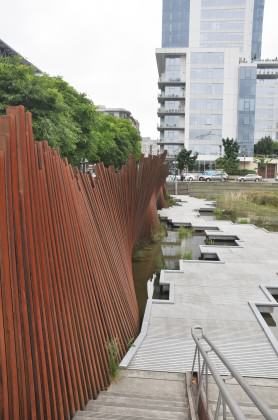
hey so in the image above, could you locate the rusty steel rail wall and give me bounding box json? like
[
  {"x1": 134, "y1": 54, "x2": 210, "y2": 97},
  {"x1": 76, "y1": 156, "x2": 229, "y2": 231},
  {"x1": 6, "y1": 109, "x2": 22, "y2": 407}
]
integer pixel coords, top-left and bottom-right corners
[{"x1": 0, "y1": 106, "x2": 168, "y2": 420}]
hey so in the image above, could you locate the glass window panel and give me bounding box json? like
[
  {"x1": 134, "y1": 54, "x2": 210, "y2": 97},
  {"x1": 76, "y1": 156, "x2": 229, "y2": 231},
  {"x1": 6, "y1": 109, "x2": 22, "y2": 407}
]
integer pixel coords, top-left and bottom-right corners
[
  {"x1": 163, "y1": 145, "x2": 183, "y2": 157},
  {"x1": 190, "y1": 114, "x2": 223, "y2": 126},
  {"x1": 201, "y1": 21, "x2": 244, "y2": 32},
  {"x1": 190, "y1": 99, "x2": 223, "y2": 112},
  {"x1": 201, "y1": 32, "x2": 243, "y2": 42},
  {"x1": 165, "y1": 101, "x2": 179, "y2": 109},
  {"x1": 191, "y1": 83, "x2": 223, "y2": 96},
  {"x1": 165, "y1": 86, "x2": 185, "y2": 96},
  {"x1": 191, "y1": 52, "x2": 224, "y2": 65},
  {"x1": 191, "y1": 68, "x2": 224, "y2": 80},
  {"x1": 202, "y1": 0, "x2": 246, "y2": 7},
  {"x1": 164, "y1": 130, "x2": 179, "y2": 140},
  {"x1": 189, "y1": 129, "x2": 222, "y2": 141},
  {"x1": 201, "y1": 9, "x2": 245, "y2": 20}
]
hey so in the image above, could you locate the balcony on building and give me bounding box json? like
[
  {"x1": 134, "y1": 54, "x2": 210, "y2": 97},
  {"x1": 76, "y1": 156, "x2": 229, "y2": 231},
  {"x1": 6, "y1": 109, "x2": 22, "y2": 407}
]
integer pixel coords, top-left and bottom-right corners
[
  {"x1": 257, "y1": 69, "x2": 278, "y2": 79},
  {"x1": 157, "y1": 107, "x2": 185, "y2": 116},
  {"x1": 158, "y1": 75, "x2": 186, "y2": 88},
  {"x1": 157, "y1": 140, "x2": 184, "y2": 146},
  {"x1": 157, "y1": 123, "x2": 185, "y2": 131},
  {"x1": 158, "y1": 92, "x2": 185, "y2": 103}
]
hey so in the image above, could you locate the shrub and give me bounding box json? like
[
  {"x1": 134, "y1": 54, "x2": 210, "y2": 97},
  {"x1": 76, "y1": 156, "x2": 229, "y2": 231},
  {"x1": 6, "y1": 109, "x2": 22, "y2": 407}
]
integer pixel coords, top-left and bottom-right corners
[
  {"x1": 107, "y1": 338, "x2": 120, "y2": 379},
  {"x1": 181, "y1": 251, "x2": 193, "y2": 260},
  {"x1": 178, "y1": 226, "x2": 193, "y2": 239}
]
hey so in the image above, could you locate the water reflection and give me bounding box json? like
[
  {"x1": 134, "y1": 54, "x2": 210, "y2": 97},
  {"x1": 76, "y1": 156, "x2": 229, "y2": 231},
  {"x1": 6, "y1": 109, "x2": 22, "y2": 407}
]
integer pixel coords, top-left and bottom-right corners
[{"x1": 132, "y1": 224, "x2": 205, "y2": 320}]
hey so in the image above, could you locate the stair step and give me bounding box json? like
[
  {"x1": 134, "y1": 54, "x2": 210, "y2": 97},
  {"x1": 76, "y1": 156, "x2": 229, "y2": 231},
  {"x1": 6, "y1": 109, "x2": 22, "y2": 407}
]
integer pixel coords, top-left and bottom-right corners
[
  {"x1": 75, "y1": 405, "x2": 188, "y2": 419},
  {"x1": 87, "y1": 396, "x2": 187, "y2": 412},
  {"x1": 75, "y1": 412, "x2": 188, "y2": 420},
  {"x1": 119, "y1": 369, "x2": 186, "y2": 382},
  {"x1": 98, "y1": 390, "x2": 186, "y2": 403},
  {"x1": 94, "y1": 393, "x2": 187, "y2": 410},
  {"x1": 109, "y1": 377, "x2": 186, "y2": 400}
]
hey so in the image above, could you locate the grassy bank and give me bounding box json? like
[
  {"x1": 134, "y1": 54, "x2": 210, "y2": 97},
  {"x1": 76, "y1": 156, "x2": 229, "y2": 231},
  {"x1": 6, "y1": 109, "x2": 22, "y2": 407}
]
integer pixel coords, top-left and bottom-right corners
[{"x1": 215, "y1": 192, "x2": 278, "y2": 231}]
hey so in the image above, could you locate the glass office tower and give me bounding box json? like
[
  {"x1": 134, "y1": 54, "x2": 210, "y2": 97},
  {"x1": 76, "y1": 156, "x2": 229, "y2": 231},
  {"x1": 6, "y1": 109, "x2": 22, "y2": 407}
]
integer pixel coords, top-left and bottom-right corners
[
  {"x1": 156, "y1": 0, "x2": 277, "y2": 159},
  {"x1": 162, "y1": 0, "x2": 190, "y2": 48}
]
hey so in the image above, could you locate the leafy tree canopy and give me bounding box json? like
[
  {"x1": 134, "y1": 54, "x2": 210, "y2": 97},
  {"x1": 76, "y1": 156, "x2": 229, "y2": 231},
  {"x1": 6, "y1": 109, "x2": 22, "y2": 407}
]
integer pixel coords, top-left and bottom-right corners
[
  {"x1": 216, "y1": 138, "x2": 240, "y2": 174},
  {"x1": 254, "y1": 136, "x2": 278, "y2": 156},
  {"x1": 176, "y1": 148, "x2": 198, "y2": 173},
  {"x1": 0, "y1": 57, "x2": 141, "y2": 168}
]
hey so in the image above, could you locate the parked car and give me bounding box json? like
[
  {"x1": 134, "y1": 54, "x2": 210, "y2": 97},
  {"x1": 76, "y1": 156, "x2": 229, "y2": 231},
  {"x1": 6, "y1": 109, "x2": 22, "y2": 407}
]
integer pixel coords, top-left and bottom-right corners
[
  {"x1": 166, "y1": 174, "x2": 181, "y2": 182},
  {"x1": 198, "y1": 170, "x2": 228, "y2": 182},
  {"x1": 237, "y1": 174, "x2": 262, "y2": 182},
  {"x1": 184, "y1": 173, "x2": 197, "y2": 181}
]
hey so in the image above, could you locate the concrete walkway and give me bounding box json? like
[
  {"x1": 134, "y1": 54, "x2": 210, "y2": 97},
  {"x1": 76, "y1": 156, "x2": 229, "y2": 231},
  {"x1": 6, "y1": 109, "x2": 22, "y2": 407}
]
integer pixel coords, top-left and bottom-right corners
[{"x1": 121, "y1": 196, "x2": 278, "y2": 380}]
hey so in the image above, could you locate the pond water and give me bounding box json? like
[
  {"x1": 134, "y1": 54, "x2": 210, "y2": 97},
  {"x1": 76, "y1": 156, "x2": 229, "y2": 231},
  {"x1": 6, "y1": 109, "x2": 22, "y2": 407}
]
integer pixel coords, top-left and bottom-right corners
[
  {"x1": 132, "y1": 219, "x2": 241, "y2": 321},
  {"x1": 132, "y1": 224, "x2": 205, "y2": 320}
]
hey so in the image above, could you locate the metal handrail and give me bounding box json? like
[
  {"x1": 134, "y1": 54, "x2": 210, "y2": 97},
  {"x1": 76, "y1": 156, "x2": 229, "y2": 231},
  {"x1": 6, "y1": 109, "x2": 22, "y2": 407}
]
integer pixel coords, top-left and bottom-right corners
[{"x1": 191, "y1": 326, "x2": 277, "y2": 420}]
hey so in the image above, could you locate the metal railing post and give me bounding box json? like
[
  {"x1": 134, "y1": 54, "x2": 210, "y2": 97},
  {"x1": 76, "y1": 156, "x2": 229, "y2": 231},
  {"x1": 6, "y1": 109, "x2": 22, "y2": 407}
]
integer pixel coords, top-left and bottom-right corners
[{"x1": 191, "y1": 326, "x2": 277, "y2": 420}]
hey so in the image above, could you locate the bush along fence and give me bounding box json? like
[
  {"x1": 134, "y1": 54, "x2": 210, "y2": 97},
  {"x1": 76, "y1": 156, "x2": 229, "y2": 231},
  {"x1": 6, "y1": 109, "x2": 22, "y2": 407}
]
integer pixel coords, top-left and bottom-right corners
[{"x1": 0, "y1": 106, "x2": 168, "y2": 420}]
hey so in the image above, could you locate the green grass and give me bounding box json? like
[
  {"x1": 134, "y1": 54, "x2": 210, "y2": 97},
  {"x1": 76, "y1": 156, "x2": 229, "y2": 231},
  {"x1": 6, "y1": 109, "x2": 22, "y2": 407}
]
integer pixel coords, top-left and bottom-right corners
[
  {"x1": 180, "y1": 251, "x2": 193, "y2": 260},
  {"x1": 215, "y1": 192, "x2": 278, "y2": 231},
  {"x1": 164, "y1": 192, "x2": 177, "y2": 208},
  {"x1": 151, "y1": 223, "x2": 166, "y2": 243},
  {"x1": 107, "y1": 338, "x2": 120, "y2": 380},
  {"x1": 178, "y1": 226, "x2": 193, "y2": 239}
]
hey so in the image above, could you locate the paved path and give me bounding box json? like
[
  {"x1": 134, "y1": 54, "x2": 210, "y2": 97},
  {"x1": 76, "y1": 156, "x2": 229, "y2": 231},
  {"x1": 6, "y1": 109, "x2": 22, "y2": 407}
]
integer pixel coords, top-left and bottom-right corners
[{"x1": 121, "y1": 196, "x2": 278, "y2": 380}]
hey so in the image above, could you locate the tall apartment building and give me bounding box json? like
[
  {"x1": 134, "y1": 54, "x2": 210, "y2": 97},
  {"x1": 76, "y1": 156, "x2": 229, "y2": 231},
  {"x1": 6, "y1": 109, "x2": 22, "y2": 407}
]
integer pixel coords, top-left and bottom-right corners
[{"x1": 157, "y1": 0, "x2": 278, "y2": 159}]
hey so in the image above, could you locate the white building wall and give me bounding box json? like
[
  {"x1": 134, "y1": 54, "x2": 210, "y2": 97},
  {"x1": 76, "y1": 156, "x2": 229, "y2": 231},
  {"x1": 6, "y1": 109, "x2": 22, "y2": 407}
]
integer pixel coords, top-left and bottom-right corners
[
  {"x1": 189, "y1": 0, "x2": 201, "y2": 48},
  {"x1": 243, "y1": 0, "x2": 255, "y2": 61},
  {"x1": 222, "y1": 49, "x2": 241, "y2": 140}
]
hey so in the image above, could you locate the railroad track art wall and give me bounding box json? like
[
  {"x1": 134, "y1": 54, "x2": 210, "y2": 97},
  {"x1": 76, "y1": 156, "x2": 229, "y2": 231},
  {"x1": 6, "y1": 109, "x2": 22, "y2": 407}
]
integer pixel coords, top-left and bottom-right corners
[{"x1": 0, "y1": 106, "x2": 167, "y2": 419}]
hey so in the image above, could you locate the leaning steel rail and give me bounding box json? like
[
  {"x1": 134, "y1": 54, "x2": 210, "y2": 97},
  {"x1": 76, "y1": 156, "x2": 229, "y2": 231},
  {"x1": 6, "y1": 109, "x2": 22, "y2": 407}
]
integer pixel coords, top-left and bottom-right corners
[{"x1": 191, "y1": 326, "x2": 276, "y2": 420}]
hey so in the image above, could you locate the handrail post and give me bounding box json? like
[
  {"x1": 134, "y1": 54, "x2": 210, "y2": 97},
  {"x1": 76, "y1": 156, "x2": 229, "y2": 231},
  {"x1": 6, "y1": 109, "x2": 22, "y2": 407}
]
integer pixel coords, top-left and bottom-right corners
[{"x1": 191, "y1": 326, "x2": 277, "y2": 420}]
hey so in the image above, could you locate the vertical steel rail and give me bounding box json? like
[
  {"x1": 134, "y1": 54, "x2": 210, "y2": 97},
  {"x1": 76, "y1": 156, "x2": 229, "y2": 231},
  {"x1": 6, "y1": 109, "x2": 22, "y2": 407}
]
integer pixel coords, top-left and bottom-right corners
[{"x1": 0, "y1": 106, "x2": 168, "y2": 420}]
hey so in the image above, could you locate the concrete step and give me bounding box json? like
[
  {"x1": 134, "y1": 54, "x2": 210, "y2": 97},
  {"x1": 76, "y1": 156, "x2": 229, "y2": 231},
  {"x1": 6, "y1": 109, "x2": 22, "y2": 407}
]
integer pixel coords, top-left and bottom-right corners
[
  {"x1": 97, "y1": 390, "x2": 186, "y2": 403},
  {"x1": 74, "y1": 405, "x2": 188, "y2": 419},
  {"x1": 86, "y1": 396, "x2": 187, "y2": 412},
  {"x1": 75, "y1": 412, "x2": 187, "y2": 420},
  {"x1": 108, "y1": 370, "x2": 186, "y2": 400},
  {"x1": 73, "y1": 370, "x2": 189, "y2": 420},
  {"x1": 95, "y1": 392, "x2": 188, "y2": 409}
]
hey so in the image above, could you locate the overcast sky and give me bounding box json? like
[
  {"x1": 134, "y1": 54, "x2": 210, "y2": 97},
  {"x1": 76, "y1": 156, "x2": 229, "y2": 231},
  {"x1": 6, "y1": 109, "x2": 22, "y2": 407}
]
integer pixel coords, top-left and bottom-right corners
[{"x1": 1, "y1": 0, "x2": 278, "y2": 139}]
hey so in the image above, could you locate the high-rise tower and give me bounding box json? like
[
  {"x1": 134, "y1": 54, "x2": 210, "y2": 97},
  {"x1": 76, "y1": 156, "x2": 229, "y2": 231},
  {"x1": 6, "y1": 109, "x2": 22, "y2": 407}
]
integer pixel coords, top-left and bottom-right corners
[{"x1": 156, "y1": 0, "x2": 271, "y2": 160}]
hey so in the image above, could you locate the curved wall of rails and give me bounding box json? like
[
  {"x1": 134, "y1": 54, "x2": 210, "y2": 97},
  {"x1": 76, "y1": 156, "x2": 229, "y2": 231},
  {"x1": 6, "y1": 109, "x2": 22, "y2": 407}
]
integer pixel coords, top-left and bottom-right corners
[{"x1": 0, "y1": 106, "x2": 168, "y2": 420}]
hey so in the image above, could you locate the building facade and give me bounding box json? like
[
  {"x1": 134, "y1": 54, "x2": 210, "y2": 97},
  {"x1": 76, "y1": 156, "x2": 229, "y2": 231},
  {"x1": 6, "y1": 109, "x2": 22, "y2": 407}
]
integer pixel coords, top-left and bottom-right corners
[
  {"x1": 157, "y1": 0, "x2": 278, "y2": 160},
  {"x1": 98, "y1": 106, "x2": 140, "y2": 131},
  {"x1": 141, "y1": 137, "x2": 160, "y2": 157}
]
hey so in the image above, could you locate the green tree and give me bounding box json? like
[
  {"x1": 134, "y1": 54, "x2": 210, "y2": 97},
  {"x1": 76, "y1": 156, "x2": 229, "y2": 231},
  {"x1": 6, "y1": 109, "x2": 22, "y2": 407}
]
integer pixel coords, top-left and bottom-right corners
[
  {"x1": 216, "y1": 138, "x2": 240, "y2": 174},
  {"x1": 0, "y1": 57, "x2": 141, "y2": 168},
  {"x1": 176, "y1": 148, "x2": 198, "y2": 173},
  {"x1": 254, "y1": 136, "x2": 274, "y2": 155}
]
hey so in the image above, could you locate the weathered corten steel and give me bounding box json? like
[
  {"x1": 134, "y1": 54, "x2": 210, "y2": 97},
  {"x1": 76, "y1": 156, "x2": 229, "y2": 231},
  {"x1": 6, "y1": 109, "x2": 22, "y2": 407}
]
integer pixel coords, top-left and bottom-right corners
[{"x1": 0, "y1": 106, "x2": 168, "y2": 419}]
